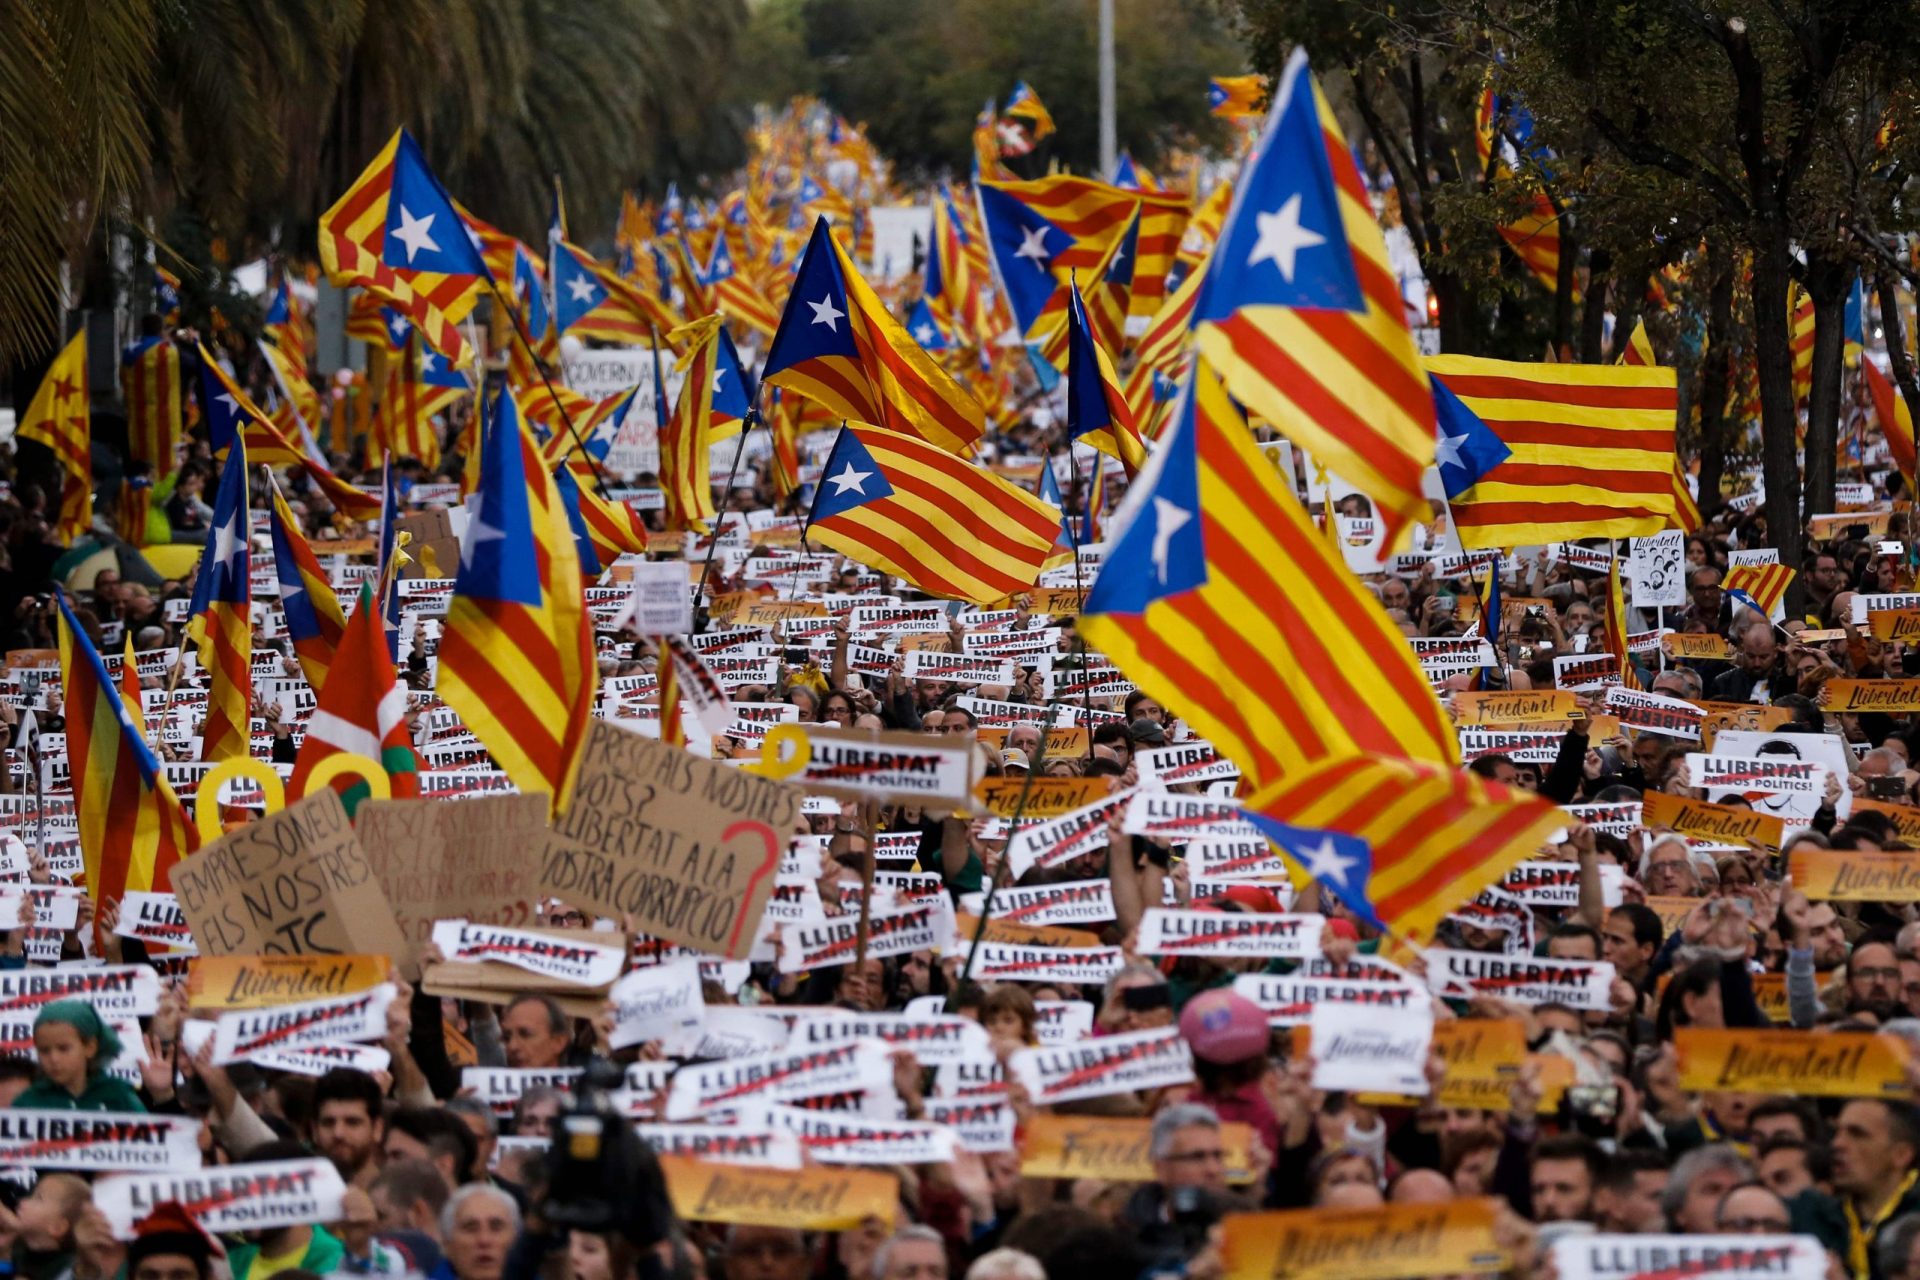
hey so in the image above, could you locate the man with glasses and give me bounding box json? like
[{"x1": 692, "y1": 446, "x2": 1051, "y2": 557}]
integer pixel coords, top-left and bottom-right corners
[
  {"x1": 1846, "y1": 938, "x2": 1904, "y2": 1022},
  {"x1": 1714, "y1": 1183, "x2": 1794, "y2": 1234},
  {"x1": 1122, "y1": 1104, "x2": 1233, "y2": 1275}
]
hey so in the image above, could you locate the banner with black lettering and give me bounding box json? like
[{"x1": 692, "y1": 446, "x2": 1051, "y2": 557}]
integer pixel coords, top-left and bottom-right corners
[
  {"x1": 956, "y1": 943, "x2": 1124, "y2": 986},
  {"x1": 608, "y1": 961, "x2": 705, "y2": 1049},
  {"x1": 794, "y1": 1012, "x2": 990, "y2": 1065},
  {"x1": 94, "y1": 1158, "x2": 346, "y2": 1238},
  {"x1": 664, "y1": 1040, "x2": 894, "y2": 1120},
  {"x1": 1007, "y1": 1026, "x2": 1193, "y2": 1105},
  {"x1": 1121, "y1": 793, "x2": 1262, "y2": 841},
  {"x1": 0, "y1": 965, "x2": 160, "y2": 1018},
  {"x1": 925, "y1": 1097, "x2": 1015, "y2": 1153},
  {"x1": 1005, "y1": 789, "x2": 1134, "y2": 879},
  {"x1": 799, "y1": 727, "x2": 976, "y2": 806},
  {"x1": 114, "y1": 892, "x2": 194, "y2": 951},
  {"x1": 1498, "y1": 861, "x2": 1626, "y2": 909},
  {"x1": 778, "y1": 904, "x2": 941, "y2": 973},
  {"x1": 1309, "y1": 1001, "x2": 1432, "y2": 1095},
  {"x1": 1550, "y1": 1234, "x2": 1826, "y2": 1280},
  {"x1": 1135, "y1": 740, "x2": 1239, "y2": 788},
  {"x1": 430, "y1": 920, "x2": 624, "y2": 987},
  {"x1": 762, "y1": 1103, "x2": 958, "y2": 1165},
  {"x1": 631, "y1": 1125, "x2": 802, "y2": 1169},
  {"x1": 1135, "y1": 908, "x2": 1320, "y2": 960},
  {"x1": 1425, "y1": 949, "x2": 1615, "y2": 1010},
  {"x1": 460, "y1": 1067, "x2": 582, "y2": 1115},
  {"x1": 210, "y1": 984, "x2": 396, "y2": 1066},
  {"x1": 0, "y1": 1112, "x2": 201, "y2": 1171},
  {"x1": 1684, "y1": 754, "x2": 1826, "y2": 797},
  {"x1": 1233, "y1": 973, "x2": 1431, "y2": 1026},
  {"x1": 958, "y1": 880, "x2": 1114, "y2": 928}
]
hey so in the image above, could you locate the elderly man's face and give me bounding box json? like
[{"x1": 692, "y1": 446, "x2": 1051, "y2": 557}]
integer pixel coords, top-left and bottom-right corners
[{"x1": 1690, "y1": 571, "x2": 1722, "y2": 612}]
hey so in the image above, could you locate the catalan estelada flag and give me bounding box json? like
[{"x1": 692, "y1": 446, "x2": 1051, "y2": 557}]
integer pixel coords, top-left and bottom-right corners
[
  {"x1": 1724, "y1": 562, "x2": 1796, "y2": 617},
  {"x1": 702, "y1": 234, "x2": 781, "y2": 341},
  {"x1": 1209, "y1": 74, "x2": 1267, "y2": 119},
  {"x1": 805, "y1": 422, "x2": 1063, "y2": 605},
  {"x1": 556, "y1": 458, "x2": 649, "y2": 573},
  {"x1": 121, "y1": 335, "x2": 183, "y2": 481},
  {"x1": 1081, "y1": 361, "x2": 1457, "y2": 792},
  {"x1": 318, "y1": 128, "x2": 489, "y2": 365},
  {"x1": 117, "y1": 475, "x2": 153, "y2": 548},
  {"x1": 371, "y1": 332, "x2": 460, "y2": 469},
  {"x1": 1191, "y1": 50, "x2": 1436, "y2": 551},
  {"x1": 1616, "y1": 320, "x2": 1701, "y2": 534},
  {"x1": 660, "y1": 315, "x2": 723, "y2": 532},
  {"x1": 57, "y1": 593, "x2": 196, "y2": 905},
  {"x1": 1430, "y1": 355, "x2": 1678, "y2": 548},
  {"x1": 438, "y1": 387, "x2": 594, "y2": 813},
  {"x1": 706, "y1": 314, "x2": 756, "y2": 442},
  {"x1": 290, "y1": 582, "x2": 421, "y2": 816},
  {"x1": 1865, "y1": 357, "x2": 1917, "y2": 485},
  {"x1": 185, "y1": 438, "x2": 252, "y2": 762},
  {"x1": 764, "y1": 218, "x2": 984, "y2": 456},
  {"x1": 552, "y1": 238, "x2": 680, "y2": 342},
  {"x1": 1239, "y1": 755, "x2": 1562, "y2": 944},
  {"x1": 977, "y1": 177, "x2": 1190, "y2": 332},
  {"x1": 18, "y1": 331, "x2": 93, "y2": 543},
  {"x1": 268, "y1": 478, "x2": 347, "y2": 693},
  {"x1": 1063, "y1": 282, "x2": 1147, "y2": 476},
  {"x1": 1475, "y1": 84, "x2": 1566, "y2": 297},
  {"x1": 198, "y1": 348, "x2": 381, "y2": 521}
]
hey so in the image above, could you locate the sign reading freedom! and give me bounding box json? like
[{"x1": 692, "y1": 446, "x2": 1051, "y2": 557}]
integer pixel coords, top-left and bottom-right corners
[{"x1": 536, "y1": 720, "x2": 802, "y2": 959}]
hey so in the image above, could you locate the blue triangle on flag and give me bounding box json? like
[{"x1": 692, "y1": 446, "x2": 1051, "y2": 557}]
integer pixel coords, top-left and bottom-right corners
[{"x1": 807, "y1": 428, "x2": 895, "y2": 524}]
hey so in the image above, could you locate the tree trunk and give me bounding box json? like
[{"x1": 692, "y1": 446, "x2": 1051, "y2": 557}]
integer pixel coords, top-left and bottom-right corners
[
  {"x1": 1552, "y1": 218, "x2": 1577, "y2": 358},
  {"x1": 1579, "y1": 247, "x2": 1611, "y2": 364},
  {"x1": 1800, "y1": 254, "x2": 1849, "y2": 520},
  {"x1": 1694, "y1": 251, "x2": 1735, "y2": 525},
  {"x1": 1434, "y1": 269, "x2": 1474, "y2": 354},
  {"x1": 1753, "y1": 239, "x2": 1803, "y2": 609}
]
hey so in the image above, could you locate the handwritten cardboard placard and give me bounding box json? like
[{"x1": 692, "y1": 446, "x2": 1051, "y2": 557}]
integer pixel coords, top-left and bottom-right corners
[
  {"x1": 187, "y1": 955, "x2": 391, "y2": 1011},
  {"x1": 171, "y1": 790, "x2": 406, "y2": 958},
  {"x1": 1674, "y1": 1028, "x2": 1910, "y2": 1099},
  {"x1": 656, "y1": 1155, "x2": 897, "y2": 1232},
  {"x1": 1791, "y1": 848, "x2": 1920, "y2": 902},
  {"x1": 1019, "y1": 1114, "x2": 1255, "y2": 1183},
  {"x1": 1451, "y1": 690, "x2": 1580, "y2": 726},
  {"x1": 356, "y1": 794, "x2": 552, "y2": 948},
  {"x1": 536, "y1": 720, "x2": 802, "y2": 960},
  {"x1": 1642, "y1": 790, "x2": 1786, "y2": 850},
  {"x1": 1824, "y1": 678, "x2": 1920, "y2": 713},
  {"x1": 1219, "y1": 1198, "x2": 1506, "y2": 1280}
]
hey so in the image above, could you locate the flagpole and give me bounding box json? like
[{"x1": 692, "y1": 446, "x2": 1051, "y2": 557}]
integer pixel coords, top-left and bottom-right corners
[
  {"x1": 958, "y1": 700, "x2": 1063, "y2": 985},
  {"x1": 483, "y1": 279, "x2": 614, "y2": 500},
  {"x1": 688, "y1": 394, "x2": 765, "y2": 634},
  {"x1": 1056, "y1": 442, "x2": 1098, "y2": 760}
]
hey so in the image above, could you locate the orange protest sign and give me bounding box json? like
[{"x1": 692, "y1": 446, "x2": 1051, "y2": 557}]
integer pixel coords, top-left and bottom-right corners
[
  {"x1": 1220, "y1": 1198, "x2": 1507, "y2": 1280},
  {"x1": 1824, "y1": 679, "x2": 1920, "y2": 713},
  {"x1": 1357, "y1": 1019, "x2": 1528, "y2": 1110},
  {"x1": 1641, "y1": 790, "x2": 1785, "y2": 850},
  {"x1": 1451, "y1": 690, "x2": 1580, "y2": 726},
  {"x1": 1644, "y1": 897, "x2": 1700, "y2": 944},
  {"x1": 1019, "y1": 1114, "x2": 1257, "y2": 1183},
  {"x1": 972, "y1": 776, "x2": 1112, "y2": 819},
  {"x1": 1675, "y1": 1028, "x2": 1911, "y2": 1098},
  {"x1": 1023, "y1": 587, "x2": 1088, "y2": 616},
  {"x1": 1660, "y1": 633, "x2": 1733, "y2": 661},
  {"x1": 1697, "y1": 703, "x2": 1792, "y2": 749},
  {"x1": 952, "y1": 913, "x2": 1104, "y2": 950},
  {"x1": 187, "y1": 954, "x2": 391, "y2": 1010},
  {"x1": 1811, "y1": 511, "x2": 1892, "y2": 537},
  {"x1": 1869, "y1": 610, "x2": 1920, "y2": 642},
  {"x1": 657, "y1": 1155, "x2": 897, "y2": 1231},
  {"x1": 975, "y1": 726, "x2": 1091, "y2": 757},
  {"x1": 1853, "y1": 797, "x2": 1920, "y2": 843},
  {"x1": 735, "y1": 599, "x2": 830, "y2": 628},
  {"x1": 1792, "y1": 848, "x2": 1920, "y2": 902}
]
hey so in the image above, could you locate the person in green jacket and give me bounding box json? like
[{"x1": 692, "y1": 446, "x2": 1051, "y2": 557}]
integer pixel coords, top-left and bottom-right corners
[
  {"x1": 225, "y1": 1141, "x2": 348, "y2": 1280},
  {"x1": 11, "y1": 999, "x2": 145, "y2": 1111}
]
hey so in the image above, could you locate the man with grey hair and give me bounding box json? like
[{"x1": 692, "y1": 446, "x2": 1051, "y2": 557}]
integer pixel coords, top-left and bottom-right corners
[
  {"x1": 873, "y1": 1224, "x2": 946, "y2": 1280},
  {"x1": 440, "y1": 1184, "x2": 519, "y2": 1280},
  {"x1": 1651, "y1": 665, "x2": 1703, "y2": 702},
  {"x1": 1878, "y1": 1211, "x2": 1920, "y2": 1280},
  {"x1": 1661, "y1": 1145, "x2": 1755, "y2": 1233},
  {"x1": 1123, "y1": 1104, "x2": 1234, "y2": 1275},
  {"x1": 1150, "y1": 1102, "x2": 1228, "y2": 1196},
  {"x1": 963, "y1": 1249, "x2": 1044, "y2": 1280}
]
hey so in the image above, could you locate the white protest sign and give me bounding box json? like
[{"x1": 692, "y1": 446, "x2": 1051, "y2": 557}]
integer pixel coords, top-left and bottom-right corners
[
  {"x1": 1135, "y1": 908, "x2": 1321, "y2": 960},
  {"x1": 630, "y1": 1125, "x2": 802, "y2": 1169},
  {"x1": 1550, "y1": 1235, "x2": 1826, "y2": 1280},
  {"x1": 794, "y1": 1012, "x2": 991, "y2": 1065},
  {"x1": 113, "y1": 892, "x2": 194, "y2": 950},
  {"x1": 430, "y1": 920, "x2": 625, "y2": 988},
  {"x1": 0, "y1": 1112, "x2": 202, "y2": 1171},
  {"x1": 1685, "y1": 754, "x2": 1826, "y2": 797},
  {"x1": 663, "y1": 1039, "x2": 894, "y2": 1120},
  {"x1": 1005, "y1": 788, "x2": 1135, "y2": 879},
  {"x1": 607, "y1": 961, "x2": 706, "y2": 1049},
  {"x1": 0, "y1": 966, "x2": 160, "y2": 1018},
  {"x1": 901, "y1": 650, "x2": 1016, "y2": 685},
  {"x1": 1121, "y1": 793, "x2": 1262, "y2": 841},
  {"x1": 1424, "y1": 949, "x2": 1616, "y2": 1011},
  {"x1": 1629, "y1": 531, "x2": 1685, "y2": 608},
  {"x1": 799, "y1": 727, "x2": 976, "y2": 806},
  {"x1": 462, "y1": 1067, "x2": 582, "y2": 1115},
  {"x1": 1498, "y1": 861, "x2": 1626, "y2": 909},
  {"x1": 628, "y1": 560, "x2": 693, "y2": 635},
  {"x1": 959, "y1": 880, "x2": 1115, "y2": 928},
  {"x1": 1233, "y1": 972, "x2": 1431, "y2": 1027},
  {"x1": 1309, "y1": 1000, "x2": 1432, "y2": 1095},
  {"x1": 763, "y1": 1103, "x2": 957, "y2": 1165},
  {"x1": 94, "y1": 1158, "x2": 347, "y2": 1239},
  {"x1": 249, "y1": 1043, "x2": 392, "y2": 1078},
  {"x1": 1605, "y1": 686, "x2": 1704, "y2": 739},
  {"x1": 925, "y1": 1097, "x2": 1016, "y2": 1152},
  {"x1": 1007, "y1": 1025, "x2": 1194, "y2": 1106},
  {"x1": 778, "y1": 904, "x2": 942, "y2": 972},
  {"x1": 958, "y1": 943, "x2": 1124, "y2": 986},
  {"x1": 1135, "y1": 740, "x2": 1240, "y2": 788},
  {"x1": 210, "y1": 984, "x2": 396, "y2": 1066}
]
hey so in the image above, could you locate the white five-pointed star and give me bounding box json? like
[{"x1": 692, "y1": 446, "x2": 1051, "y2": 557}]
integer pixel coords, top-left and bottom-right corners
[
  {"x1": 1014, "y1": 224, "x2": 1052, "y2": 268},
  {"x1": 210, "y1": 506, "x2": 243, "y2": 571},
  {"x1": 566, "y1": 276, "x2": 598, "y2": 304},
  {"x1": 461, "y1": 494, "x2": 506, "y2": 570},
  {"x1": 388, "y1": 317, "x2": 408, "y2": 342},
  {"x1": 827, "y1": 461, "x2": 872, "y2": 495},
  {"x1": 1247, "y1": 193, "x2": 1325, "y2": 282},
  {"x1": 1300, "y1": 836, "x2": 1359, "y2": 888},
  {"x1": 1433, "y1": 427, "x2": 1467, "y2": 469},
  {"x1": 392, "y1": 206, "x2": 441, "y2": 263},
  {"x1": 808, "y1": 294, "x2": 845, "y2": 331},
  {"x1": 914, "y1": 323, "x2": 936, "y2": 343},
  {"x1": 1150, "y1": 496, "x2": 1191, "y2": 584},
  {"x1": 712, "y1": 368, "x2": 728, "y2": 395},
  {"x1": 215, "y1": 391, "x2": 239, "y2": 417}
]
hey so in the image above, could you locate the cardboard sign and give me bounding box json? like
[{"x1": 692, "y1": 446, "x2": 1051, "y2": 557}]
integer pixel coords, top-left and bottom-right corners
[
  {"x1": 1310, "y1": 1000, "x2": 1431, "y2": 1095},
  {"x1": 1424, "y1": 949, "x2": 1616, "y2": 1010},
  {"x1": 777, "y1": 904, "x2": 942, "y2": 972},
  {"x1": 1629, "y1": 531, "x2": 1686, "y2": 608},
  {"x1": 1135, "y1": 908, "x2": 1319, "y2": 960},
  {"x1": 1452, "y1": 690, "x2": 1580, "y2": 726},
  {"x1": 171, "y1": 790, "x2": 406, "y2": 958},
  {"x1": 794, "y1": 1012, "x2": 991, "y2": 1065},
  {"x1": 1824, "y1": 678, "x2": 1920, "y2": 713},
  {"x1": 1660, "y1": 633, "x2": 1734, "y2": 661},
  {"x1": 958, "y1": 942, "x2": 1124, "y2": 984},
  {"x1": 970, "y1": 776, "x2": 1110, "y2": 819},
  {"x1": 248, "y1": 1043, "x2": 391, "y2": 1078},
  {"x1": 1792, "y1": 848, "x2": 1920, "y2": 901},
  {"x1": 430, "y1": 920, "x2": 625, "y2": 987},
  {"x1": 1499, "y1": 861, "x2": 1626, "y2": 909},
  {"x1": 959, "y1": 880, "x2": 1115, "y2": 928},
  {"x1": 1233, "y1": 972, "x2": 1429, "y2": 1026},
  {"x1": 1604, "y1": 686, "x2": 1704, "y2": 739},
  {"x1": 1220, "y1": 1199, "x2": 1506, "y2": 1280},
  {"x1": 1674, "y1": 1027, "x2": 1910, "y2": 1098},
  {"x1": 1550, "y1": 1235, "x2": 1826, "y2": 1280},
  {"x1": 210, "y1": 984, "x2": 396, "y2": 1065},
  {"x1": 1019, "y1": 1114, "x2": 1256, "y2": 1182},
  {"x1": 664, "y1": 1040, "x2": 894, "y2": 1120},
  {"x1": 798, "y1": 726, "x2": 976, "y2": 806},
  {"x1": 94, "y1": 1158, "x2": 347, "y2": 1239},
  {"x1": 657, "y1": 1154, "x2": 897, "y2": 1231},
  {"x1": 0, "y1": 966, "x2": 160, "y2": 1018},
  {"x1": 1642, "y1": 790, "x2": 1786, "y2": 850},
  {"x1": 1007, "y1": 1025, "x2": 1193, "y2": 1105},
  {"x1": 0, "y1": 1112, "x2": 202, "y2": 1172},
  {"x1": 187, "y1": 955, "x2": 391, "y2": 1011},
  {"x1": 537, "y1": 720, "x2": 802, "y2": 960},
  {"x1": 607, "y1": 961, "x2": 705, "y2": 1048},
  {"x1": 1685, "y1": 754, "x2": 1825, "y2": 796},
  {"x1": 631, "y1": 1126, "x2": 802, "y2": 1170}
]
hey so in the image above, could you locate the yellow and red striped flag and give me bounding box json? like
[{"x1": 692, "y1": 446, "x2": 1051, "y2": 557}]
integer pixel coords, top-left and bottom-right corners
[
  {"x1": 57, "y1": 596, "x2": 196, "y2": 910},
  {"x1": 1865, "y1": 357, "x2": 1917, "y2": 485},
  {"x1": 1081, "y1": 360, "x2": 1457, "y2": 792},
  {"x1": 805, "y1": 422, "x2": 1064, "y2": 606},
  {"x1": 1605, "y1": 552, "x2": 1641, "y2": 692},
  {"x1": 1241, "y1": 755, "x2": 1563, "y2": 944},
  {"x1": 18, "y1": 332, "x2": 93, "y2": 544},
  {"x1": 370, "y1": 334, "x2": 461, "y2": 470},
  {"x1": 197, "y1": 348, "x2": 381, "y2": 522},
  {"x1": 1191, "y1": 50, "x2": 1436, "y2": 550},
  {"x1": 438, "y1": 388, "x2": 594, "y2": 813},
  {"x1": 1724, "y1": 562, "x2": 1796, "y2": 617},
  {"x1": 1616, "y1": 320, "x2": 1701, "y2": 534},
  {"x1": 290, "y1": 582, "x2": 421, "y2": 815},
  {"x1": 661, "y1": 316, "x2": 723, "y2": 532},
  {"x1": 121, "y1": 335, "x2": 183, "y2": 481},
  {"x1": 1790, "y1": 285, "x2": 1816, "y2": 405},
  {"x1": 1208, "y1": 74, "x2": 1267, "y2": 119},
  {"x1": 1429, "y1": 355, "x2": 1677, "y2": 549}
]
